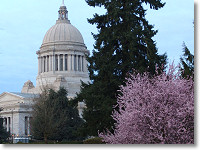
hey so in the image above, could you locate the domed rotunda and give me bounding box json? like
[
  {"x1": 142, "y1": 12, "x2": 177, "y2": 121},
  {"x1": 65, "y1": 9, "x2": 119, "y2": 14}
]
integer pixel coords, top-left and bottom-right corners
[
  {"x1": 33, "y1": 2, "x2": 90, "y2": 98},
  {"x1": 0, "y1": 1, "x2": 89, "y2": 139}
]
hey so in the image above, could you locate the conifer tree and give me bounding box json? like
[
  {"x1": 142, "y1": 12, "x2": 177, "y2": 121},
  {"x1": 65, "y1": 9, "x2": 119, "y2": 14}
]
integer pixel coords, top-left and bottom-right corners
[
  {"x1": 31, "y1": 88, "x2": 83, "y2": 143},
  {"x1": 180, "y1": 42, "x2": 194, "y2": 79},
  {"x1": 75, "y1": 0, "x2": 167, "y2": 136}
]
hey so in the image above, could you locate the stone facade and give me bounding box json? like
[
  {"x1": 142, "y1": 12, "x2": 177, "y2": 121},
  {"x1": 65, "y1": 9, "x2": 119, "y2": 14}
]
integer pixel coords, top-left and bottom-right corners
[{"x1": 0, "y1": 2, "x2": 89, "y2": 138}]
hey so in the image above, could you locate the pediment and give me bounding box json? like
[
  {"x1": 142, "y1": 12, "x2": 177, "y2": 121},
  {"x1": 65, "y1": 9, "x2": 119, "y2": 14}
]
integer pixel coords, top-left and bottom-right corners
[{"x1": 0, "y1": 92, "x2": 24, "y2": 103}]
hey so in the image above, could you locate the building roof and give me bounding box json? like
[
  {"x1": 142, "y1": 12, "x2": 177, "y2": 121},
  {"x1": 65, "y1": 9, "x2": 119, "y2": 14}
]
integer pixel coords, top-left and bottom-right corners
[
  {"x1": 8, "y1": 92, "x2": 39, "y2": 99},
  {"x1": 41, "y1": 3, "x2": 85, "y2": 48}
]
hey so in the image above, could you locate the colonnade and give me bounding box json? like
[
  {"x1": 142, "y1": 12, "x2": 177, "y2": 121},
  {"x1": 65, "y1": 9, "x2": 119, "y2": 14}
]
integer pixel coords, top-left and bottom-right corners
[
  {"x1": 38, "y1": 54, "x2": 86, "y2": 74},
  {"x1": 2, "y1": 116, "x2": 32, "y2": 136},
  {"x1": 3, "y1": 117, "x2": 11, "y2": 133}
]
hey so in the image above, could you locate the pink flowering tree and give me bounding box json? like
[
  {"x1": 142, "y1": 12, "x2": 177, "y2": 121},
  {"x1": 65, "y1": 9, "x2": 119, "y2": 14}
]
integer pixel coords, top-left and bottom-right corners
[{"x1": 99, "y1": 64, "x2": 194, "y2": 144}]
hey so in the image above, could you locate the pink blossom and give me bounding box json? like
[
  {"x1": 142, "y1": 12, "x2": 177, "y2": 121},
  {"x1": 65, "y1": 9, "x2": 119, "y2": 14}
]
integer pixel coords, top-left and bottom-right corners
[{"x1": 99, "y1": 63, "x2": 194, "y2": 144}]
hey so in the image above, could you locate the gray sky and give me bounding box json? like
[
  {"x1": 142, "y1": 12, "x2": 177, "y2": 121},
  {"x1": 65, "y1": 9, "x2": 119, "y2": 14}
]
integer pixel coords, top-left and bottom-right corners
[{"x1": 0, "y1": 0, "x2": 194, "y2": 94}]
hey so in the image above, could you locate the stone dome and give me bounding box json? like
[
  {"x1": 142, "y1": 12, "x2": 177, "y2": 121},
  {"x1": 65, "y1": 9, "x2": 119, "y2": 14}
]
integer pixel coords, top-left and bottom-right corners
[
  {"x1": 40, "y1": 4, "x2": 86, "y2": 49},
  {"x1": 42, "y1": 22, "x2": 85, "y2": 46}
]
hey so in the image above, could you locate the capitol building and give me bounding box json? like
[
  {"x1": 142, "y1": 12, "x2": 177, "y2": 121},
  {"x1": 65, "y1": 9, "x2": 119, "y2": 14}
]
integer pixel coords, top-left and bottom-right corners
[{"x1": 0, "y1": 1, "x2": 90, "y2": 138}]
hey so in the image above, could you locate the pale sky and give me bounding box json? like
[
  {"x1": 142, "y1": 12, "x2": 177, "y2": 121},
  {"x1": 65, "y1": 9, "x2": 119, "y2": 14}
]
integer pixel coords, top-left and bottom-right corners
[{"x1": 0, "y1": 0, "x2": 194, "y2": 94}]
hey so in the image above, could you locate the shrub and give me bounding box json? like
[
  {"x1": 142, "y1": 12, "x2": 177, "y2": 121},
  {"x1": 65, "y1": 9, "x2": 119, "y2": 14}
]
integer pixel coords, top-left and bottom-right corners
[{"x1": 83, "y1": 137, "x2": 105, "y2": 144}]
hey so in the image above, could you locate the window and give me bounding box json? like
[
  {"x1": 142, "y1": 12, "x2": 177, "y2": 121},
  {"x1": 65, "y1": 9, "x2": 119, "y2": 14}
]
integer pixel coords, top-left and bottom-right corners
[
  {"x1": 47, "y1": 56, "x2": 49, "y2": 72},
  {"x1": 78, "y1": 55, "x2": 81, "y2": 71},
  {"x1": 8, "y1": 117, "x2": 10, "y2": 132},
  {"x1": 55, "y1": 55, "x2": 58, "y2": 71},
  {"x1": 82, "y1": 56, "x2": 84, "y2": 72},
  {"x1": 60, "y1": 54, "x2": 63, "y2": 71},
  {"x1": 25, "y1": 117, "x2": 28, "y2": 135},
  {"x1": 65, "y1": 54, "x2": 68, "y2": 71},
  {"x1": 74, "y1": 55, "x2": 77, "y2": 71}
]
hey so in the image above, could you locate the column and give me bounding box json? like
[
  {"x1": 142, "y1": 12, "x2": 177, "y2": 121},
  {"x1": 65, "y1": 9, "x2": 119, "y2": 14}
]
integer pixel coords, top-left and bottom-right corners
[
  {"x1": 82, "y1": 56, "x2": 84, "y2": 72},
  {"x1": 2, "y1": 118, "x2": 5, "y2": 129},
  {"x1": 45, "y1": 56, "x2": 48, "y2": 72},
  {"x1": 43, "y1": 57, "x2": 45, "y2": 72},
  {"x1": 27, "y1": 117, "x2": 30, "y2": 136},
  {"x1": 72, "y1": 54, "x2": 74, "y2": 71},
  {"x1": 84, "y1": 56, "x2": 87, "y2": 72},
  {"x1": 49, "y1": 55, "x2": 52, "y2": 71},
  {"x1": 53, "y1": 55, "x2": 55, "y2": 72},
  {"x1": 76, "y1": 55, "x2": 79, "y2": 71},
  {"x1": 68, "y1": 54, "x2": 71, "y2": 71},
  {"x1": 58, "y1": 54, "x2": 60, "y2": 71},
  {"x1": 41, "y1": 57, "x2": 43, "y2": 73},
  {"x1": 38, "y1": 57, "x2": 40, "y2": 74},
  {"x1": 40, "y1": 57, "x2": 42, "y2": 73},
  {"x1": 63, "y1": 54, "x2": 65, "y2": 71},
  {"x1": 80, "y1": 56, "x2": 83, "y2": 72},
  {"x1": 6, "y1": 117, "x2": 9, "y2": 132}
]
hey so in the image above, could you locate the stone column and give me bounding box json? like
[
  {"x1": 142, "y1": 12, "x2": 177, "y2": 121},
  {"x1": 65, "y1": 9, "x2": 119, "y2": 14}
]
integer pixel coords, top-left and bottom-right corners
[
  {"x1": 27, "y1": 117, "x2": 30, "y2": 136},
  {"x1": 53, "y1": 55, "x2": 55, "y2": 72},
  {"x1": 43, "y1": 57, "x2": 45, "y2": 72},
  {"x1": 82, "y1": 56, "x2": 84, "y2": 72},
  {"x1": 67, "y1": 54, "x2": 71, "y2": 71},
  {"x1": 63, "y1": 54, "x2": 66, "y2": 71},
  {"x1": 6, "y1": 118, "x2": 9, "y2": 132},
  {"x1": 38, "y1": 57, "x2": 40, "y2": 74},
  {"x1": 80, "y1": 56, "x2": 83, "y2": 72},
  {"x1": 40, "y1": 57, "x2": 42, "y2": 73},
  {"x1": 41, "y1": 57, "x2": 43, "y2": 73},
  {"x1": 58, "y1": 54, "x2": 60, "y2": 71},
  {"x1": 84, "y1": 56, "x2": 87, "y2": 72},
  {"x1": 45, "y1": 56, "x2": 48, "y2": 72},
  {"x1": 77, "y1": 55, "x2": 79, "y2": 71},
  {"x1": 3, "y1": 118, "x2": 5, "y2": 130},
  {"x1": 72, "y1": 54, "x2": 74, "y2": 71},
  {"x1": 49, "y1": 55, "x2": 52, "y2": 71}
]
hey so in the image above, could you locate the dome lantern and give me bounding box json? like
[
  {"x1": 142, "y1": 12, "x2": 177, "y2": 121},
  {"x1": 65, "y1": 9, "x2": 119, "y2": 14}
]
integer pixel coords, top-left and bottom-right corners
[{"x1": 57, "y1": 0, "x2": 70, "y2": 24}]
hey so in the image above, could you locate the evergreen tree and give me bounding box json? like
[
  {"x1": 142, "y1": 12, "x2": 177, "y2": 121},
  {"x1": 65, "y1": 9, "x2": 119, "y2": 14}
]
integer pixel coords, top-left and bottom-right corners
[
  {"x1": 180, "y1": 42, "x2": 194, "y2": 79},
  {"x1": 31, "y1": 88, "x2": 84, "y2": 143},
  {"x1": 75, "y1": 0, "x2": 167, "y2": 136}
]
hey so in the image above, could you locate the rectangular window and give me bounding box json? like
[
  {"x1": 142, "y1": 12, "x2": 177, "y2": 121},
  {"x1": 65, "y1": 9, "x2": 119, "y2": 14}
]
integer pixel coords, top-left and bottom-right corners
[
  {"x1": 60, "y1": 54, "x2": 63, "y2": 71},
  {"x1": 65, "y1": 54, "x2": 68, "y2": 71},
  {"x1": 29, "y1": 117, "x2": 33, "y2": 135},
  {"x1": 8, "y1": 117, "x2": 10, "y2": 132},
  {"x1": 55, "y1": 55, "x2": 58, "y2": 71},
  {"x1": 78, "y1": 55, "x2": 81, "y2": 71},
  {"x1": 25, "y1": 117, "x2": 28, "y2": 135},
  {"x1": 47, "y1": 56, "x2": 49, "y2": 72},
  {"x1": 82, "y1": 56, "x2": 84, "y2": 72}
]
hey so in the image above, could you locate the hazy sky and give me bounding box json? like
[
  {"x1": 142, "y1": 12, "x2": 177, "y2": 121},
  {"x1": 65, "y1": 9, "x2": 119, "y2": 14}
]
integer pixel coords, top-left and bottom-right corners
[{"x1": 0, "y1": 0, "x2": 194, "y2": 94}]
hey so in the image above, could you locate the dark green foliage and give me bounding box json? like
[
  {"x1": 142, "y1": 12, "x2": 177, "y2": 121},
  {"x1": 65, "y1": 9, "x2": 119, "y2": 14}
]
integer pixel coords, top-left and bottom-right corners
[
  {"x1": 31, "y1": 88, "x2": 84, "y2": 143},
  {"x1": 0, "y1": 109, "x2": 10, "y2": 144},
  {"x1": 180, "y1": 42, "x2": 194, "y2": 79},
  {"x1": 83, "y1": 137, "x2": 105, "y2": 144},
  {"x1": 74, "y1": 0, "x2": 167, "y2": 136}
]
